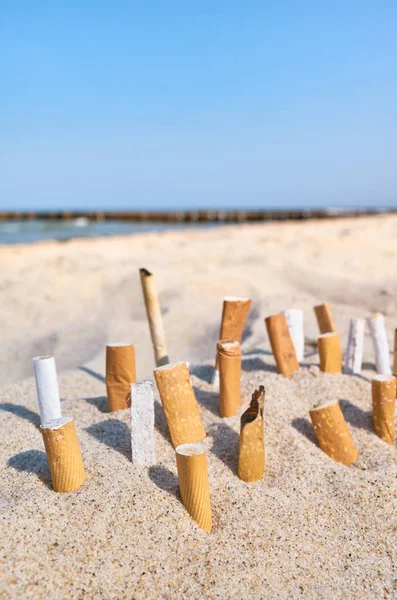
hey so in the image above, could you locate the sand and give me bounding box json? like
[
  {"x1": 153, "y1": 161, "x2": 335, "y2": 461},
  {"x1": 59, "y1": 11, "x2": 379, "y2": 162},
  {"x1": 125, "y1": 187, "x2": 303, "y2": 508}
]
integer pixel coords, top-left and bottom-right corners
[{"x1": 1, "y1": 214, "x2": 397, "y2": 599}]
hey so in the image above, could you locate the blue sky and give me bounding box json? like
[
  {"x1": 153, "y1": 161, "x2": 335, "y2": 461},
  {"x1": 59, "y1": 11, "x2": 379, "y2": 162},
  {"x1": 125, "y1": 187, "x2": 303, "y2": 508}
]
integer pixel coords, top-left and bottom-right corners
[{"x1": 1, "y1": 1, "x2": 396, "y2": 211}]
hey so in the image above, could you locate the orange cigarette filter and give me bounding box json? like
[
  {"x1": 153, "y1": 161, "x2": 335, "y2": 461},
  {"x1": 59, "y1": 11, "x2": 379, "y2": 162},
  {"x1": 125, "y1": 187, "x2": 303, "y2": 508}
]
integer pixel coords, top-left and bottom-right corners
[
  {"x1": 106, "y1": 344, "x2": 136, "y2": 411},
  {"x1": 372, "y1": 375, "x2": 396, "y2": 444},
  {"x1": 309, "y1": 400, "x2": 358, "y2": 466},
  {"x1": 41, "y1": 416, "x2": 86, "y2": 493},
  {"x1": 265, "y1": 313, "x2": 299, "y2": 378},
  {"x1": 238, "y1": 386, "x2": 265, "y2": 482},
  {"x1": 215, "y1": 297, "x2": 252, "y2": 369},
  {"x1": 318, "y1": 332, "x2": 342, "y2": 373},
  {"x1": 314, "y1": 303, "x2": 336, "y2": 334},
  {"x1": 175, "y1": 443, "x2": 212, "y2": 532},
  {"x1": 154, "y1": 361, "x2": 206, "y2": 448},
  {"x1": 217, "y1": 340, "x2": 241, "y2": 417}
]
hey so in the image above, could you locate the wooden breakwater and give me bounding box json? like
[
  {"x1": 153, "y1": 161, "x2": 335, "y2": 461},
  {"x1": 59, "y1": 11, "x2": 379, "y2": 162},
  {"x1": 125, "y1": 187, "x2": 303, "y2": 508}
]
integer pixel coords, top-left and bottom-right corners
[{"x1": 0, "y1": 208, "x2": 395, "y2": 223}]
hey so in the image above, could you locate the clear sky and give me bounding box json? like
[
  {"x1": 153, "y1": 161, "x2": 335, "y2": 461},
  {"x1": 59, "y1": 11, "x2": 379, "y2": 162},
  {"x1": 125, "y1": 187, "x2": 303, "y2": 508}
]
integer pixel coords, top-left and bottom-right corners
[{"x1": 1, "y1": 1, "x2": 397, "y2": 211}]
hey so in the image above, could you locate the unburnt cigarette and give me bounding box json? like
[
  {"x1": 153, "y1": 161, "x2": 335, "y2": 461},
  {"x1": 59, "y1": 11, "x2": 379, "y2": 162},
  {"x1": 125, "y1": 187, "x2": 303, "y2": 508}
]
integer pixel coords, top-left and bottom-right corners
[
  {"x1": 41, "y1": 416, "x2": 86, "y2": 492},
  {"x1": 154, "y1": 361, "x2": 206, "y2": 448},
  {"x1": 314, "y1": 302, "x2": 336, "y2": 334},
  {"x1": 130, "y1": 381, "x2": 156, "y2": 466},
  {"x1": 309, "y1": 400, "x2": 358, "y2": 466},
  {"x1": 367, "y1": 313, "x2": 392, "y2": 375},
  {"x1": 318, "y1": 332, "x2": 342, "y2": 374},
  {"x1": 283, "y1": 309, "x2": 304, "y2": 362},
  {"x1": 140, "y1": 268, "x2": 169, "y2": 367},
  {"x1": 33, "y1": 356, "x2": 62, "y2": 425},
  {"x1": 371, "y1": 375, "x2": 396, "y2": 444},
  {"x1": 238, "y1": 385, "x2": 265, "y2": 482},
  {"x1": 344, "y1": 318, "x2": 364, "y2": 374},
  {"x1": 175, "y1": 443, "x2": 212, "y2": 532},
  {"x1": 265, "y1": 313, "x2": 300, "y2": 378},
  {"x1": 106, "y1": 343, "x2": 136, "y2": 412},
  {"x1": 217, "y1": 340, "x2": 241, "y2": 417}
]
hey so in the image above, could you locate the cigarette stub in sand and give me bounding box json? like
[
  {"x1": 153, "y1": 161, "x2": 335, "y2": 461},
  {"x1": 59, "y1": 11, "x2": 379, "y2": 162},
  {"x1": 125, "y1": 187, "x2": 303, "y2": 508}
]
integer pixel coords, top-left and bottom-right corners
[
  {"x1": 140, "y1": 268, "x2": 169, "y2": 367},
  {"x1": 130, "y1": 381, "x2": 156, "y2": 466},
  {"x1": 318, "y1": 332, "x2": 342, "y2": 374},
  {"x1": 393, "y1": 329, "x2": 397, "y2": 378},
  {"x1": 314, "y1": 303, "x2": 336, "y2": 334},
  {"x1": 344, "y1": 318, "x2": 364, "y2": 374},
  {"x1": 265, "y1": 313, "x2": 300, "y2": 378},
  {"x1": 41, "y1": 416, "x2": 86, "y2": 492},
  {"x1": 283, "y1": 309, "x2": 304, "y2": 362},
  {"x1": 217, "y1": 340, "x2": 241, "y2": 417},
  {"x1": 238, "y1": 386, "x2": 265, "y2": 483},
  {"x1": 33, "y1": 356, "x2": 62, "y2": 425},
  {"x1": 367, "y1": 313, "x2": 392, "y2": 375},
  {"x1": 106, "y1": 343, "x2": 136, "y2": 412},
  {"x1": 309, "y1": 400, "x2": 358, "y2": 466},
  {"x1": 371, "y1": 375, "x2": 396, "y2": 444},
  {"x1": 213, "y1": 297, "x2": 252, "y2": 379},
  {"x1": 175, "y1": 443, "x2": 212, "y2": 532},
  {"x1": 154, "y1": 361, "x2": 206, "y2": 448}
]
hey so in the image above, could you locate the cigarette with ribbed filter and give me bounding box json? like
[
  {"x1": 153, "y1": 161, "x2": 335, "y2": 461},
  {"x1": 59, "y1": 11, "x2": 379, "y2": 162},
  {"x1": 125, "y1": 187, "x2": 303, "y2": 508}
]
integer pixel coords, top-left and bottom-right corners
[
  {"x1": 154, "y1": 361, "x2": 206, "y2": 448},
  {"x1": 140, "y1": 268, "x2": 169, "y2": 367},
  {"x1": 41, "y1": 416, "x2": 86, "y2": 492},
  {"x1": 309, "y1": 400, "x2": 358, "y2": 466},
  {"x1": 106, "y1": 343, "x2": 136, "y2": 412},
  {"x1": 367, "y1": 313, "x2": 391, "y2": 375},
  {"x1": 371, "y1": 375, "x2": 396, "y2": 444},
  {"x1": 265, "y1": 313, "x2": 300, "y2": 377},
  {"x1": 314, "y1": 302, "x2": 336, "y2": 334},
  {"x1": 238, "y1": 386, "x2": 265, "y2": 482},
  {"x1": 175, "y1": 443, "x2": 212, "y2": 532},
  {"x1": 344, "y1": 318, "x2": 364, "y2": 374},
  {"x1": 318, "y1": 332, "x2": 342, "y2": 373},
  {"x1": 283, "y1": 309, "x2": 304, "y2": 362},
  {"x1": 130, "y1": 381, "x2": 156, "y2": 466},
  {"x1": 33, "y1": 356, "x2": 62, "y2": 424},
  {"x1": 217, "y1": 340, "x2": 241, "y2": 417}
]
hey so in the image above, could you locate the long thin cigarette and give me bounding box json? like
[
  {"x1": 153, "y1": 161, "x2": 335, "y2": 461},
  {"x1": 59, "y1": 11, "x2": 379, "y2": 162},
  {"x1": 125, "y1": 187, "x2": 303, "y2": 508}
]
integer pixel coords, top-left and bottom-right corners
[
  {"x1": 318, "y1": 332, "x2": 342, "y2": 373},
  {"x1": 344, "y1": 318, "x2": 364, "y2": 374},
  {"x1": 217, "y1": 340, "x2": 241, "y2": 417},
  {"x1": 367, "y1": 313, "x2": 392, "y2": 375},
  {"x1": 106, "y1": 343, "x2": 136, "y2": 412},
  {"x1": 283, "y1": 309, "x2": 304, "y2": 362},
  {"x1": 309, "y1": 400, "x2": 358, "y2": 466},
  {"x1": 238, "y1": 386, "x2": 265, "y2": 482},
  {"x1": 140, "y1": 268, "x2": 169, "y2": 367},
  {"x1": 130, "y1": 381, "x2": 156, "y2": 466},
  {"x1": 41, "y1": 416, "x2": 86, "y2": 492},
  {"x1": 154, "y1": 361, "x2": 206, "y2": 448},
  {"x1": 314, "y1": 303, "x2": 336, "y2": 334},
  {"x1": 33, "y1": 356, "x2": 62, "y2": 425},
  {"x1": 265, "y1": 313, "x2": 300, "y2": 377},
  {"x1": 175, "y1": 443, "x2": 212, "y2": 532},
  {"x1": 371, "y1": 375, "x2": 396, "y2": 444}
]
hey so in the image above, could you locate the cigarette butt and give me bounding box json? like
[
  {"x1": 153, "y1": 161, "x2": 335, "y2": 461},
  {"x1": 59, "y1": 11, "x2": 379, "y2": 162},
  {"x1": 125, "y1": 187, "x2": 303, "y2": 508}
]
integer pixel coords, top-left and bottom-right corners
[
  {"x1": 309, "y1": 400, "x2": 358, "y2": 466},
  {"x1": 106, "y1": 344, "x2": 136, "y2": 412},
  {"x1": 314, "y1": 303, "x2": 336, "y2": 334},
  {"x1": 175, "y1": 443, "x2": 212, "y2": 532},
  {"x1": 283, "y1": 309, "x2": 304, "y2": 362},
  {"x1": 130, "y1": 381, "x2": 156, "y2": 466},
  {"x1": 367, "y1": 313, "x2": 391, "y2": 375},
  {"x1": 41, "y1": 416, "x2": 86, "y2": 492},
  {"x1": 140, "y1": 268, "x2": 169, "y2": 367},
  {"x1": 214, "y1": 296, "x2": 252, "y2": 372},
  {"x1": 238, "y1": 386, "x2": 265, "y2": 482},
  {"x1": 217, "y1": 340, "x2": 241, "y2": 417},
  {"x1": 33, "y1": 355, "x2": 62, "y2": 424},
  {"x1": 344, "y1": 319, "x2": 364, "y2": 374},
  {"x1": 372, "y1": 375, "x2": 396, "y2": 444},
  {"x1": 154, "y1": 361, "x2": 206, "y2": 448},
  {"x1": 393, "y1": 329, "x2": 397, "y2": 379},
  {"x1": 318, "y1": 332, "x2": 342, "y2": 373},
  {"x1": 265, "y1": 313, "x2": 300, "y2": 377}
]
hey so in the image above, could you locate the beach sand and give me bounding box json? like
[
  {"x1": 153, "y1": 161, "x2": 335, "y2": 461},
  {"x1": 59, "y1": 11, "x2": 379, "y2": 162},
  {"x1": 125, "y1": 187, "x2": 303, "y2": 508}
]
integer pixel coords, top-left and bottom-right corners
[{"x1": 1, "y1": 215, "x2": 397, "y2": 599}]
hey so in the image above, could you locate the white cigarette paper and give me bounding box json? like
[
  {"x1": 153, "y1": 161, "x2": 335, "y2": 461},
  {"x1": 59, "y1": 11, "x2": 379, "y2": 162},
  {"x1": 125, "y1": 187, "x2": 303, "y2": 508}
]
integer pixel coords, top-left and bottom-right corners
[
  {"x1": 130, "y1": 381, "x2": 156, "y2": 466},
  {"x1": 344, "y1": 318, "x2": 364, "y2": 374},
  {"x1": 33, "y1": 356, "x2": 62, "y2": 424},
  {"x1": 367, "y1": 313, "x2": 392, "y2": 375},
  {"x1": 283, "y1": 309, "x2": 304, "y2": 362}
]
